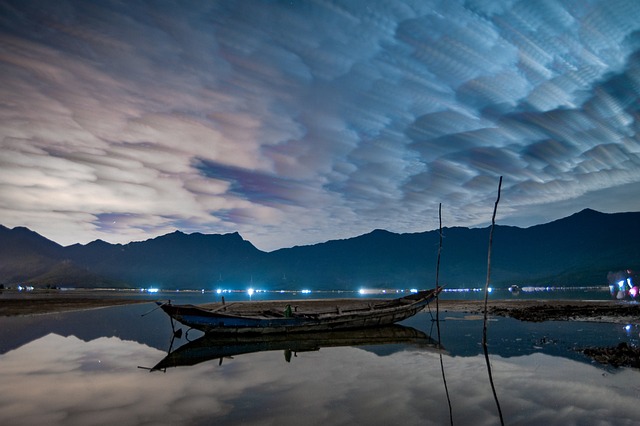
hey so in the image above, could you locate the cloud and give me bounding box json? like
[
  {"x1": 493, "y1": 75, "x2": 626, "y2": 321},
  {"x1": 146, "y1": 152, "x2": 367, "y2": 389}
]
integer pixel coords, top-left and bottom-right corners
[{"x1": 1, "y1": 0, "x2": 640, "y2": 249}]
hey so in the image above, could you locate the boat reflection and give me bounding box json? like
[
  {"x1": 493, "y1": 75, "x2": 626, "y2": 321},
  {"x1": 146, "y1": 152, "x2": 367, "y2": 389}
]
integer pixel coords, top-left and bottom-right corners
[{"x1": 151, "y1": 325, "x2": 440, "y2": 371}]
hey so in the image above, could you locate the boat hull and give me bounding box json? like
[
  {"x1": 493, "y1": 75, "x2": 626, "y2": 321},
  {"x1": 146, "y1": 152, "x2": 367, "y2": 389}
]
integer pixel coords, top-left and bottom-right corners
[{"x1": 158, "y1": 288, "x2": 441, "y2": 334}]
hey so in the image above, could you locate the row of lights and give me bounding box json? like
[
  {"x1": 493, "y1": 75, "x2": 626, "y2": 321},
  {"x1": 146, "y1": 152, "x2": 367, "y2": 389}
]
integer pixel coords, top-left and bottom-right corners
[{"x1": 142, "y1": 287, "x2": 425, "y2": 295}]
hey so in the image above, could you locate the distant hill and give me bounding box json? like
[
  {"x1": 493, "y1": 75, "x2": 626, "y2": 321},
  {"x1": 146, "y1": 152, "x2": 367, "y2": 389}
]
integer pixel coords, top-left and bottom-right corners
[
  {"x1": 64, "y1": 231, "x2": 266, "y2": 288},
  {"x1": 1, "y1": 209, "x2": 638, "y2": 290},
  {"x1": 0, "y1": 225, "x2": 119, "y2": 287}
]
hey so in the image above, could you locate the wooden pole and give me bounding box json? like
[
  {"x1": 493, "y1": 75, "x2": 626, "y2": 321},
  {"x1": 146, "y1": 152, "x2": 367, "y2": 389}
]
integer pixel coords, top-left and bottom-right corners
[
  {"x1": 435, "y1": 203, "x2": 453, "y2": 425},
  {"x1": 483, "y1": 176, "x2": 504, "y2": 425}
]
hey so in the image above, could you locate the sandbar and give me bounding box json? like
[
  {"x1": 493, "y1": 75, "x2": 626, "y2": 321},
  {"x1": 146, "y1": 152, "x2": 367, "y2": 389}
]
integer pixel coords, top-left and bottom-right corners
[{"x1": 3, "y1": 293, "x2": 637, "y2": 324}]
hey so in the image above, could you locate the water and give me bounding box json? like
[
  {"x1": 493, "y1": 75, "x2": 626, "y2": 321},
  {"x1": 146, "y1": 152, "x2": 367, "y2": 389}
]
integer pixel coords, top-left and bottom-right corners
[{"x1": 0, "y1": 290, "x2": 639, "y2": 425}]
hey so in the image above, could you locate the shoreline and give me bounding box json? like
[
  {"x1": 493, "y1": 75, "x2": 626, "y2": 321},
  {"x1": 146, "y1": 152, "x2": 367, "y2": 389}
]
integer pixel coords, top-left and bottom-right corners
[{"x1": 1, "y1": 295, "x2": 638, "y2": 323}]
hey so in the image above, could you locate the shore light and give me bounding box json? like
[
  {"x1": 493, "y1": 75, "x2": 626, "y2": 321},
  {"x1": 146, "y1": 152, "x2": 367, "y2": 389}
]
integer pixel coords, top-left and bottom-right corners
[{"x1": 247, "y1": 288, "x2": 255, "y2": 297}]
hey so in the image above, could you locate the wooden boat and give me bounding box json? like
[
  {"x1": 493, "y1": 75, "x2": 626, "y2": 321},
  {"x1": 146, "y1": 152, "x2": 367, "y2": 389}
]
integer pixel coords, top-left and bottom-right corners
[
  {"x1": 157, "y1": 287, "x2": 442, "y2": 334},
  {"x1": 151, "y1": 324, "x2": 439, "y2": 370}
]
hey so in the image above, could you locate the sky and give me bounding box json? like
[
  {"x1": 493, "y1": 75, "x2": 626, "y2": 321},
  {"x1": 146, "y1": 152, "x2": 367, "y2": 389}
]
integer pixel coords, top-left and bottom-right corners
[{"x1": 1, "y1": 0, "x2": 640, "y2": 251}]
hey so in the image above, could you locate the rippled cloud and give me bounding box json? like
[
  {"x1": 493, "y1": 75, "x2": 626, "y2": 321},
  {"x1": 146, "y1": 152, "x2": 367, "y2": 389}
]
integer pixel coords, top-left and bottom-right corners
[{"x1": 1, "y1": 0, "x2": 640, "y2": 249}]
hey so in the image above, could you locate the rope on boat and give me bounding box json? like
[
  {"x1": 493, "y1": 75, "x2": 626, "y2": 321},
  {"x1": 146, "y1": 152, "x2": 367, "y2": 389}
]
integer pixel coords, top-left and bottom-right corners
[{"x1": 141, "y1": 300, "x2": 170, "y2": 317}]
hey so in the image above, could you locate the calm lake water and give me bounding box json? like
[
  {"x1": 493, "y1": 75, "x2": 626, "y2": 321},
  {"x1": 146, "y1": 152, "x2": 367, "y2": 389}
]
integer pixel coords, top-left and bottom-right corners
[{"x1": 1, "y1": 289, "x2": 639, "y2": 426}]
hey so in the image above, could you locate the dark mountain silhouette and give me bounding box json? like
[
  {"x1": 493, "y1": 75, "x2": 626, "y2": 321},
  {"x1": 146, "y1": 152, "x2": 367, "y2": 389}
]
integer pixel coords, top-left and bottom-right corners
[
  {"x1": 0, "y1": 225, "x2": 122, "y2": 287},
  {"x1": 64, "y1": 231, "x2": 266, "y2": 288},
  {"x1": 1, "y1": 209, "x2": 638, "y2": 289}
]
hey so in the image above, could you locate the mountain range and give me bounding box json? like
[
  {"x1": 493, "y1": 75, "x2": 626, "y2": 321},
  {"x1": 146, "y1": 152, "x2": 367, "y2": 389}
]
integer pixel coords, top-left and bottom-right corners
[{"x1": 1, "y1": 208, "x2": 638, "y2": 290}]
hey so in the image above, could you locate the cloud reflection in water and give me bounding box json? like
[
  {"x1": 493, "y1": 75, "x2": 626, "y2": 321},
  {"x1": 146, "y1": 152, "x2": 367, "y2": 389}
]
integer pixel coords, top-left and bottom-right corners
[{"x1": 0, "y1": 333, "x2": 639, "y2": 425}]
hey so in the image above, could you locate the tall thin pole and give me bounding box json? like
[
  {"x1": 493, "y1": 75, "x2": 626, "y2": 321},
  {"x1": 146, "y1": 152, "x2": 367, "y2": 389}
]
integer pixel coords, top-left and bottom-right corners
[
  {"x1": 483, "y1": 176, "x2": 504, "y2": 425},
  {"x1": 435, "y1": 203, "x2": 453, "y2": 425}
]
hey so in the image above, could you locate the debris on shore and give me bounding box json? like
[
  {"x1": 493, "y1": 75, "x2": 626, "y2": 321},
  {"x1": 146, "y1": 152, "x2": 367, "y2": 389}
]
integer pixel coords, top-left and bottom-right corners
[
  {"x1": 583, "y1": 342, "x2": 640, "y2": 368},
  {"x1": 481, "y1": 301, "x2": 640, "y2": 323}
]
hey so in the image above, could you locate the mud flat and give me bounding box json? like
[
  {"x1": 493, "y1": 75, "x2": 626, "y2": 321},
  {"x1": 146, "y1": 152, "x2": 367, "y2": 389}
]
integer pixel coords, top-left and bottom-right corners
[
  {"x1": 435, "y1": 299, "x2": 640, "y2": 324},
  {"x1": 0, "y1": 296, "x2": 148, "y2": 316}
]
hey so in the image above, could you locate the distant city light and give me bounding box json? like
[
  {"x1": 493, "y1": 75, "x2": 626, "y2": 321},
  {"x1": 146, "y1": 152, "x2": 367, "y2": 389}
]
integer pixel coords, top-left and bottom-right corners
[
  {"x1": 410, "y1": 289, "x2": 418, "y2": 293},
  {"x1": 247, "y1": 288, "x2": 255, "y2": 296},
  {"x1": 301, "y1": 289, "x2": 311, "y2": 294},
  {"x1": 147, "y1": 288, "x2": 159, "y2": 293},
  {"x1": 216, "y1": 289, "x2": 222, "y2": 294}
]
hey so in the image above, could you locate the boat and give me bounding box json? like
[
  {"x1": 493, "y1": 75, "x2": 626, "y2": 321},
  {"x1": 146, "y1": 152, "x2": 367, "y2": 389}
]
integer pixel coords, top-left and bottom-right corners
[
  {"x1": 157, "y1": 287, "x2": 442, "y2": 334},
  {"x1": 150, "y1": 324, "x2": 439, "y2": 370}
]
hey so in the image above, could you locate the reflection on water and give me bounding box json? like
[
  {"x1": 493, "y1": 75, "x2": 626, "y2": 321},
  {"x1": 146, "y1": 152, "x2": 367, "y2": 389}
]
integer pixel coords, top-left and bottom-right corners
[
  {"x1": 1, "y1": 303, "x2": 639, "y2": 426},
  {"x1": 151, "y1": 325, "x2": 440, "y2": 370}
]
